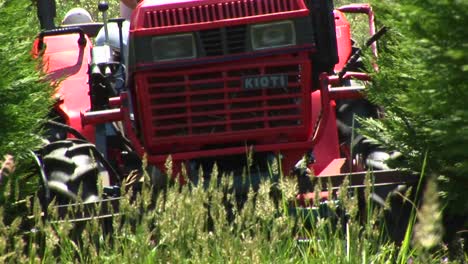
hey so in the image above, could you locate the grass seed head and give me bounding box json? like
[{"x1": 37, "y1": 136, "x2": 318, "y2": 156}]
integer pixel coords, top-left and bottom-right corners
[{"x1": 413, "y1": 178, "x2": 443, "y2": 250}]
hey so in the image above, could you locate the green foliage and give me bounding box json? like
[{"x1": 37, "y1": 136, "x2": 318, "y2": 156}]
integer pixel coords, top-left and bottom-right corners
[
  {"x1": 0, "y1": 0, "x2": 52, "y2": 157},
  {"x1": 361, "y1": 0, "x2": 468, "y2": 219},
  {"x1": 55, "y1": 0, "x2": 120, "y2": 22},
  {"x1": 0, "y1": 0, "x2": 53, "y2": 223}
]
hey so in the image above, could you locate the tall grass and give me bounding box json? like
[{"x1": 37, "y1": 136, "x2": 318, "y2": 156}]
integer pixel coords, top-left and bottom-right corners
[{"x1": 0, "y1": 159, "x2": 451, "y2": 263}]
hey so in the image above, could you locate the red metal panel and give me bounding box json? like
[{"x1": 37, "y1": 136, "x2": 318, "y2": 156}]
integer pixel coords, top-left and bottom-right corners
[
  {"x1": 217, "y1": 3, "x2": 224, "y2": 19},
  {"x1": 136, "y1": 0, "x2": 307, "y2": 32},
  {"x1": 185, "y1": 8, "x2": 195, "y2": 24},
  {"x1": 249, "y1": 0, "x2": 255, "y2": 16},
  {"x1": 145, "y1": 11, "x2": 152, "y2": 27},
  {"x1": 166, "y1": 10, "x2": 171, "y2": 26},
  {"x1": 317, "y1": 158, "x2": 346, "y2": 176},
  {"x1": 36, "y1": 34, "x2": 95, "y2": 142},
  {"x1": 284, "y1": 0, "x2": 291, "y2": 11},
  {"x1": 276, "y1": 0, "x2": 282, "y2": 11},
  {"x1": 172, "y1": 9, "x2": 178, "y2": 25},
  {"x1": 210, "y1": 4, "x2": 216, "y2": 20},
  {"x1": 146, "y1": 141, "x2": 313, "y2": 163},
  {"x1": 158, "y1": 11, "x2": 164, "y2": 26},
  {"x1": 179, "y1": 8, "x2": 185, "y2": 24},
  {"x1": 224, "y1": 2, "x2": 231, "y2": 19},
  {"x1": 257, "y1": 0, "x2": 264, "y2": 14},
  {"x1": 243, "y1": 0, "x2": 250, "y2": 16},
  {"x1": 231, "y1": 1, "x2": 237, "y2": 18},
  {"x1": 134, "y1": 52, "x2": 312, "y2": 155},
  {"x1": 309, "y1": 75, "x2": 341, "y2": 174},
  {"x1": 266, "y1": 0, "x2": 273, "y2": 13},
  {"x1": 198, "y1": 6, "x2": 204, "y2": 22},
  {"x1": 333, "y1": 10, "x2": 352, "y2": 72}
]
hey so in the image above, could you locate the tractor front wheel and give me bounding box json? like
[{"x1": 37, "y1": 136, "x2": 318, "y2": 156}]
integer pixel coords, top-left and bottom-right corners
[{"x1": 38, "y1": 139, "x2": 110, "y2": 205}]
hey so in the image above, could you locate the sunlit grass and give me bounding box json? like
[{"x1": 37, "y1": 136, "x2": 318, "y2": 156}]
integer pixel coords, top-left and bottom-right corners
[{"x1": 0, "y1": 156, "x2": 451, "y2": 263}]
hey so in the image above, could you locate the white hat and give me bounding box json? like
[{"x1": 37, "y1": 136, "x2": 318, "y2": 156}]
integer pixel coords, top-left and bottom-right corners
[{"x1": 62, "y1": 8, "x2": 93, "y2": 25}]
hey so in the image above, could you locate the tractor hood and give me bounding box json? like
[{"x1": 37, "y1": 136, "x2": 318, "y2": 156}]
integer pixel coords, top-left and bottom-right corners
[
  {"x1": 139, "y1": 0, "x2": 196, "y2": 7},
  {"x1": 130, "y1": 0, "x2": 309, "y2": 35}
]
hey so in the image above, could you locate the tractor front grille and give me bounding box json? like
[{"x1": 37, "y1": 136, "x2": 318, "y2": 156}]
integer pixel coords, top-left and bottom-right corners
[
  {"x1": 200, "y1": 25, "x2": 247, "y2": 56},
  {"x1": 135, "y1": 55, "x2": 311, "y2": 153},
  {"x1": 144, "y1": 0, "x2": 304, "y2": 28}
]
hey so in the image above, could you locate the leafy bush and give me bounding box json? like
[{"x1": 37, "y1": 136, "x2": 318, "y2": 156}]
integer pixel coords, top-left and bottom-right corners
[
  {"x1": 0, "y1": 0, "x2": 51, "y2": 158},
  {"x1": 55, "y1": 0, "x2": 120, "y2": 22},
  {"x1": 362, "y1": 0, "x2": 468, "y2": 253},
  {"x1": 0, "y1": 0, "x2": 53, "y2": 224}
]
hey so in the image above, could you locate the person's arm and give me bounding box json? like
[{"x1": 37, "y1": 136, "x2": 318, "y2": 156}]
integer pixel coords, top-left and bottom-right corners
[{"x1": 121, "y1": 0, "x2": 138, "y2": 9}]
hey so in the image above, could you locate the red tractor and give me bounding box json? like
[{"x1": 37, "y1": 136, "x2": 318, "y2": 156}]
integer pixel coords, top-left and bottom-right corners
[{"x1": 34, "y1": 0, "x2": 416, "y2": 238}]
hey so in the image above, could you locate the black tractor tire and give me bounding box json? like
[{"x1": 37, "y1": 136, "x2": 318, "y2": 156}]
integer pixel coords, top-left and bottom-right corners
[
  {"x1": 336, "y1": 97, "x2": 386, "y2": 169},
  {"x1": 39, "y1": 139, "x2": 109, "y2": 205}
]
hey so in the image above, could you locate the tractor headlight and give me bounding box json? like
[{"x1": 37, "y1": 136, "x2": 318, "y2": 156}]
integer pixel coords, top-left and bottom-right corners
[
  {"x1": 251, "y1": 21, "x2": 296, "y2": 50},
  {"x1": 152, "y1": 33, "x2": 196, "y2": 61}
]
